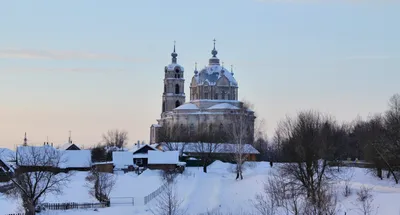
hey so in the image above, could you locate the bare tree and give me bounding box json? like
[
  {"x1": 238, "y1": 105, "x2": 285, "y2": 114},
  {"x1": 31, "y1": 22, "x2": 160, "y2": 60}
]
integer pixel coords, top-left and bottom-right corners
[
  {"x1": 151, "y1": 173, "x2": 186, "y2": 215},
  {"x1": 86, "y1": 168, "x2": 116, "y2": 203},
  {"x1": 6, "y1": 146, "x2": 71, "y2": 214},
  {"x1": 157, "y1": 124, "x2": 189, "y2": 156},
  {"x1": 102, "y1": 129, "x2": 128, "y2": 149},
  {"x1": 193, "y1": 123, "x2": 225, "y2": 173},
  {"x1": 354, "y1": 185, "x2": 377, "y2": 215},
  {"x1": 225, "y1": 102, "x2": 255, "y2": 180},
  {"x1": 272, "y1": 110, "x2": 344, "y2": 213}
]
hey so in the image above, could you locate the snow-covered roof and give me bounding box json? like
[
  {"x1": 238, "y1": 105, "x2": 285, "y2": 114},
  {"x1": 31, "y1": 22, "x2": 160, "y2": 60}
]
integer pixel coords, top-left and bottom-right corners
[
  {"x1": 174, "y1": 103, "x2": 199, "y2": 110},
  {"x1": 208, "y1": 103, "x2": 239, "y2": 110},
  {"x1": 166, "y1": 63, "x2": 184, "y2": 72},
  {"x1": 0, "y1": 148, "x2": 15, "y2": 162},
  {"x1": 151, "y1": 124, "x2": 162, "y2": 128},
  {"x1": 59, "y1": 142, "x2": 80, "y2": 150},
  {"x1": 59, "y1": 150, "x2": 91, "y2": 168},
  {"x1": 193, "y1": 65, "x2": 237, "y2": 86},
  {"x1": 130, "y1": 144, "x2": 159, "y2": 154},
  {"x1": 16, "y1": 146, "x2": 91, "y2": 168},
  {"x1": 16, "y1": 145, "x2": 60, "y2": 167},
  {"x1": 148, "y1": 151, "x2": 180, "y2": 165},
  {"x1": 159, "y1": 142, "x2": 260, "y2": 154},
  {"x1": 112, "y1": 151, "x2": 133, "y2": 169}
]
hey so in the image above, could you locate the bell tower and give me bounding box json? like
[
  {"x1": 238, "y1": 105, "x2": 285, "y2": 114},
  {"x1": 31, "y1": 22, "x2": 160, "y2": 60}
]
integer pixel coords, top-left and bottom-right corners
[{"x1": 161, "y1": 41, "x2": 185, "y2": 117}]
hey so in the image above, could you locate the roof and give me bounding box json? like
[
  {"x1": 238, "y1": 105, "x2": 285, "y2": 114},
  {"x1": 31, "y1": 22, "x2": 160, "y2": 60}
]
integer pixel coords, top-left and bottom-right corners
[
  {"x1": 59, "y1": 150, "x2": 91, "y2": 168},
  {"x1": 166, "y1": 63, "x2": 184, "y2": 72},
  {"x1": 159, "y1": 142, "x2": 260, "y2": 154},
  {"x1": 193, "y1": 64, "x2": 237, "y2": 86},
  {"x1": 59, "y1": 143, "x2": 80, "y2": 150},
  {"x1": 16, "y1": 145, "x2": 60, "y2": 167},
  {"x1": 174, "y1": 103, "x2": 199, "y2": 110},
  {"x1": 0, "y1": 148, "x2": 15, "y2": 162},
  {"x1": 208, "y1": 103, "x2": 239, "y2": 110},
  {"x1": 16, "y1": 146, "x2": 90, "y2": 168},
  {"x1": 130, "y1": 144, "x2": 159, "y2": 154},
  {"x1": 148, "y1": 151, "x2": 179, "y2": 165},
  {"x1": 112, "y1": 151, "x2": 133, "y2": 169}
]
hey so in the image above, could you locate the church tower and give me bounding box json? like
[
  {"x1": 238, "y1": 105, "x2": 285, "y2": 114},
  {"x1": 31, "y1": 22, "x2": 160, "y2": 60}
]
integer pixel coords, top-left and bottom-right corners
[{"x1": 161, "y1": 42, "x2": 185, "y2": 116}]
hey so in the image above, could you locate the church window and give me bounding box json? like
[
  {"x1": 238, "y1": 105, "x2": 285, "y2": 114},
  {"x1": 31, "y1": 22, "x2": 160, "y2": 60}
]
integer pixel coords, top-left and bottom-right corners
[
  {"x1": 175, "y1": 68, "x2": 180, "y2": 73},
  {"x1": 222, "y1": 91, "x2": 226, "y2": 100},
  {"x1": 189, "y1": 124, "x2": 195, "y2": 136},
  {"x1": 175, "y1": 100, "x2": 181, "y2": 108},
  {"x1": 164, "y1": 85, "x2": 166, "y2": 93},
  {"x1": 205, "y1": 93, "x2": 209, "y2": 99},
  {"x1": 162, "y1": 101, "x2": 166, "y2": 112},
  {"x1": 214, "y1": 93, "x2": 218, "y2": 99},
  {"x1": 175, "y1": 84, "x2": 180, "y2": 94},
  {"x1": 209, "y1": 124, "x2": 213, "y2": 133},
  {"x1": 219, "y1": 123, "x2": 223, "y2": 132}
]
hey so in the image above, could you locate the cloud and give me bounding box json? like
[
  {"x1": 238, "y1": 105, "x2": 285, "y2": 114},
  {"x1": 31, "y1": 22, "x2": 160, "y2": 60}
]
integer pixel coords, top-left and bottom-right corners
[{"x1": 0, "y1": 49, "x2": 150, "y2": 63}]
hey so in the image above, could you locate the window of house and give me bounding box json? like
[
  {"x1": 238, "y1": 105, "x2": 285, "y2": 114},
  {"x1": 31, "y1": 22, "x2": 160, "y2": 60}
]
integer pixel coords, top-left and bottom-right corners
[{"x1": 136, "y1": 159, "x2": 143, "y2": 165}]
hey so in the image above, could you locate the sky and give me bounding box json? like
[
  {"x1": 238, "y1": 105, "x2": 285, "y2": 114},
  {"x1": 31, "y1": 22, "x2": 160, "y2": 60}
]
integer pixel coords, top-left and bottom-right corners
[{"x1": 0, "y1": 0, "x2": 399, "y2": 150}]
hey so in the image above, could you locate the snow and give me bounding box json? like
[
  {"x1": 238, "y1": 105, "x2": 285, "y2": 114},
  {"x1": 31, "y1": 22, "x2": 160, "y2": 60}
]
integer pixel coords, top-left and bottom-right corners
[
  {"x1": 0, "y1": 148, "x2": 14, "y2": 162},
  {"x1": 112, "y1": 151, "x2": 133, "y2": 169},
  {"x1": 174, "y1": 103, "x2": 199, "y2": 110},
  {"x1": 166, "y1": 63, "x2": 184, "y2": 71},
  {"x1": 148, "y1": 151, "x2": 179, "y2": 164},
  {"x1": 3, "y1": 161, "x2": 400, "y2": 215},
  {"x1": 208, "y1": 103, "x2": 239, "y2": 110},
  {"x1": 60, "y1": 150, "x2": 91, "y2": 168}
]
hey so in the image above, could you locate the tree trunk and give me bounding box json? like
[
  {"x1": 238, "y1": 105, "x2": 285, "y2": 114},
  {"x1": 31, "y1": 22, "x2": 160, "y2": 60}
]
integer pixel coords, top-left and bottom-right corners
[
  {"x1": 377, "y1": 167, "x2": 382, "y2": 179},
  {"x1": 203, "y1": 162, "x2": 207, "y2": 173},
  {"x1": 23, "y1": 197, "x2": 35, "y2": 215}
]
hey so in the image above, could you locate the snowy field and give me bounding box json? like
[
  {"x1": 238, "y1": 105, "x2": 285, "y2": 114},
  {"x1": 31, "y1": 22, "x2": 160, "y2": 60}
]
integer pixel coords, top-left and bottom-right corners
[{"x1": 2, "y1": 161, "x2": 400, "y2": 215}]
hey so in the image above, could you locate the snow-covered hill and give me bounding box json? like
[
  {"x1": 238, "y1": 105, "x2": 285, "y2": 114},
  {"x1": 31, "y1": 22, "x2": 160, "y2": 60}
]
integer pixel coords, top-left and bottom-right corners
[{"x1": 2, "y1": 161, "x2": 400, "y2": 214}]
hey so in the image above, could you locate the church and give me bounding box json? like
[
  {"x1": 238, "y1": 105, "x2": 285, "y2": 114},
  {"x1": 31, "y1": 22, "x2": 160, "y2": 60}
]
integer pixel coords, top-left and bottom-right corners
[{"x1": 149, "y1": 40, "x2": 256, "y2": 144}]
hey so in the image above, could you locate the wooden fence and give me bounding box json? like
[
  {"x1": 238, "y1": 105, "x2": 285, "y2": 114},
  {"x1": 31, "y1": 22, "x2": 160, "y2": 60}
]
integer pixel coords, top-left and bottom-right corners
[
  {"x1": 144, "y1": 182, "x2": 168, "y2": 205},
  {"x1": 40, "y1": 202, "x2": 108, "y2": 210},
  {"x1": 5, "y1": 213, "x2": 25, "y2": 215}
]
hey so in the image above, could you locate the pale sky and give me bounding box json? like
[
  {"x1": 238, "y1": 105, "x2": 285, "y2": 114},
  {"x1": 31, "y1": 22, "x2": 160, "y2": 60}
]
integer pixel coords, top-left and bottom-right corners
[{"x1": 0, "y1": 0, "x2": 399, "y2": 150}]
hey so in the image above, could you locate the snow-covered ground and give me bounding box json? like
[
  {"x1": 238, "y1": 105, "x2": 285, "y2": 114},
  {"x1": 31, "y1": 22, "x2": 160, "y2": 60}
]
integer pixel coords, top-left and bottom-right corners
[{"x1": 1, "y1": 161, "x2": 400, "y2": 215}]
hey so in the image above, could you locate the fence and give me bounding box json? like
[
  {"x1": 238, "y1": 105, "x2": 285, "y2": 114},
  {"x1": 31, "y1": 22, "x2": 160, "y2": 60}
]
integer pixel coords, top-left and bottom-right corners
[
  {"x1": 5, "y1": 213, "x2": 25, "y2": 215},
  {"x1": 109, "y1": 197, "x2": 135, "y2": 206},
  {"x1": 40, "y1": 202, "x2": 108, "y2": 210},
  {"x1": 144, "y1": 182, "x2": 168, "y2": 205}
]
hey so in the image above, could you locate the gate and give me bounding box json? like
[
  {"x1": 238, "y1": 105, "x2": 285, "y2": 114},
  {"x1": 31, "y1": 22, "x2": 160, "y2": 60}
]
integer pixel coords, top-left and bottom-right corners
[{"x1": 109, "y1": 197, "x2": 135, "y2": 206}]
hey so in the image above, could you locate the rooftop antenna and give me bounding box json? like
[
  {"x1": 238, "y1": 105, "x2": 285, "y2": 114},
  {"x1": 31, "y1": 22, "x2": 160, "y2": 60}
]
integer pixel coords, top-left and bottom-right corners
[
  {"x1": 23, "y1": 132, "x2": 28, "y2": 146},
  {"x1": 68, "y1": 130, "x2": 72, "y2": 143}
]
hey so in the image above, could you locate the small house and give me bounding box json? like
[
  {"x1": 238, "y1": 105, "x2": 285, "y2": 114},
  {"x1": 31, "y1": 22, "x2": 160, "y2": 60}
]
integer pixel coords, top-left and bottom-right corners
[
  {"x1": 147, "y1": 151, "x2": 185, "y2": 171},
  {"x1": 112, "y1": 151, "x2": 135, "y2": 172},
  {"x1": 131, "y1": 144, "x2": 159, "y2": 167}
]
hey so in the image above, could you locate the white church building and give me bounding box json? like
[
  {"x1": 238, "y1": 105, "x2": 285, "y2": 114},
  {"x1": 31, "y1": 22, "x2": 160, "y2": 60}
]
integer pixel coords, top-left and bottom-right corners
[{"x1": 150, "y1": 41, "x2": 255, "y2": 144}]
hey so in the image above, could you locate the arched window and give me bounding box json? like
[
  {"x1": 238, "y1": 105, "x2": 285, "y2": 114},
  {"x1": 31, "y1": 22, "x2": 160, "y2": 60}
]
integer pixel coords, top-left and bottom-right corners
[
  {"x1": 175, "y1": 100, "x2": 181, "y2": 108},
  {"x1": 189, "y1": 124, "x2": 195, "y2": 136},
  {"x1": 219, "y1": 123, "x2": 224, "y2": 132},
  {"x1": 222, "y1": 91, "x2": 226, "y2": 100},
  {"x1": 175, "y1": 84, "x2": 180, "y2": 94},
  {"x1": 162, "y1": 101, "x2": 166, "y2": 112}
]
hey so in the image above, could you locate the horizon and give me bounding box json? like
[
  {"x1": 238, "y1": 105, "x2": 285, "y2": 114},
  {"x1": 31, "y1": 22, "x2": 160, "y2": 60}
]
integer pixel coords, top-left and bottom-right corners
[{"x1": 1, "y1": 0, "x2": 399, "y2": 150}]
